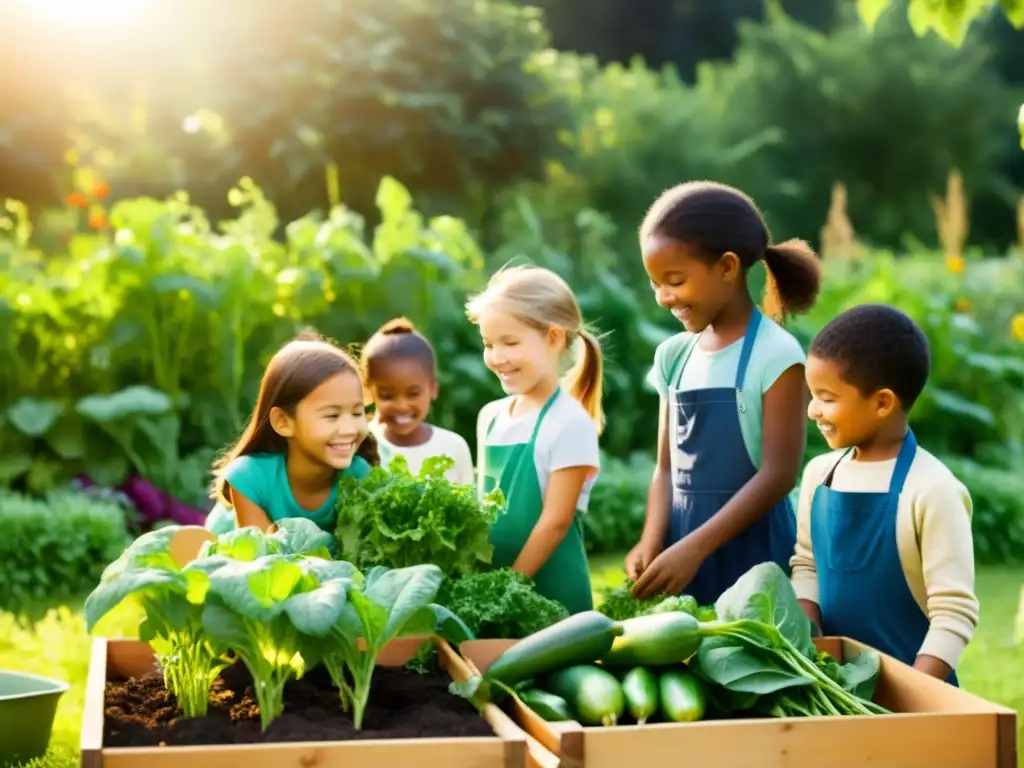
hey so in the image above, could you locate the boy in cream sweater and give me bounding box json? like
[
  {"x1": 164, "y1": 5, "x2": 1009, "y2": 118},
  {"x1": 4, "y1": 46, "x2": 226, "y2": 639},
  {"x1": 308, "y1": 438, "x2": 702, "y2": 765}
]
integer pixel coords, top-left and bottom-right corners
[{"x1": 791, "y1": 304, "x2": 978, "y2": 685}]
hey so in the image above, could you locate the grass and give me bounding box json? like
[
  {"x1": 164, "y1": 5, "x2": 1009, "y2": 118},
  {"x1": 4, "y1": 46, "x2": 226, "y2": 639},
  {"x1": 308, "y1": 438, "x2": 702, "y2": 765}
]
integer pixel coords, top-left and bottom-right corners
[{"x1": 2, "y1": 561, "x2": 1022, "y2": 768}]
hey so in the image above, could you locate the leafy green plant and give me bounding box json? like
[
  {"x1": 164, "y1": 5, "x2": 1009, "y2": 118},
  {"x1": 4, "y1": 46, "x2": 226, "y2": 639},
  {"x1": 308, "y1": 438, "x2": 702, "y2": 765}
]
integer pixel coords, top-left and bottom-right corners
[
  {"x1": 316, "y1": 563, "x2": 453, "y2": 729},
  {"x1": 335, "y1": 455, "x2": 504, "y2": 577},
  {"x1": 437, "y1": 569, "x2": 570, "y2": 639},
  {"x1": 0, "y1": 488, "x2": 130, "y2": 611}
]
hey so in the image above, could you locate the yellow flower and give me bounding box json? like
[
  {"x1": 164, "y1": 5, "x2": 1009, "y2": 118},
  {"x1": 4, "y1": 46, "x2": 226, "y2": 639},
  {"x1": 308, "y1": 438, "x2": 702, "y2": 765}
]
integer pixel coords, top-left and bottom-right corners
[
  {"x1": 954, "y1": 298, "x2": 971, "y2": 314},
  {"x1": 1012, "y1": 313, "x2": 1024, "y2": 342},
  {"x1": 946, "y1": 254, "x2": 965, "y2": 274}
]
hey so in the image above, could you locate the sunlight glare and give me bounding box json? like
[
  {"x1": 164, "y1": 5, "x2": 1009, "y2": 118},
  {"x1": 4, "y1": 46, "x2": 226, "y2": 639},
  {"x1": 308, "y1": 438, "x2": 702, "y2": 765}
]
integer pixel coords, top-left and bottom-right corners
[{"x1": 19, "y1": 0, "x2": 151, "y2": 26}]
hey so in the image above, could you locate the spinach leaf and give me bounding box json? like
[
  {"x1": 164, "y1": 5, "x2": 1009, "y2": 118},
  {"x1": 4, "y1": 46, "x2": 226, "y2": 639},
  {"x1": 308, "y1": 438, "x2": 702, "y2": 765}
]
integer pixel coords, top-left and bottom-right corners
[
  {"x1": 697, "y1": 635, "x2": 814, "y2": 694},
  {"x1": 714, "y1": 562, "x2": 816, "y2": 660},
  {"x1": 837, "y1": 650, "x2": 882, "y2": 701}
]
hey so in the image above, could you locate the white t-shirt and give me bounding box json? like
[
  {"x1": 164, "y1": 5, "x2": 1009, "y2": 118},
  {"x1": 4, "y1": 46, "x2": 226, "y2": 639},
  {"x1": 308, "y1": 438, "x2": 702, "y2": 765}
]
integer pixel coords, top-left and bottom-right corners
[
  {"x1": 476, "y1": 390, "x2": 601, "y2": 513},
  {"x1": 369, "y1": 421, "x2": 475, "y2": 486}
]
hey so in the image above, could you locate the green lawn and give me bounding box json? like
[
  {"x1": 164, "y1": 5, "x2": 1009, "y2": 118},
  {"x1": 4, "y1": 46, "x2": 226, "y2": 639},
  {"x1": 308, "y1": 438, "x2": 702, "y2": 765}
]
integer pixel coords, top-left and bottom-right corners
[{"x1": 2, "y1": 560, "x2": 1022, "y2": 767}]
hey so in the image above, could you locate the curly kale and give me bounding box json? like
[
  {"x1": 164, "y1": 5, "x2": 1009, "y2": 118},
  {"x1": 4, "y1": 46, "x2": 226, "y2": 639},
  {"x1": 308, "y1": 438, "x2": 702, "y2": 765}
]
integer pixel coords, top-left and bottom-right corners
[{"x1": 437, "y1": 569, "x2": 569, "y2": 639}]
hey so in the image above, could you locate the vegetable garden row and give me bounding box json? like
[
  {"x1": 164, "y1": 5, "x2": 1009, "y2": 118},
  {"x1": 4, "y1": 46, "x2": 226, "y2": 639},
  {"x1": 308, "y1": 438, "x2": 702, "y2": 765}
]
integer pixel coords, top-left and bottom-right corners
[{"x1": 21, "y1": 458, "x2": 1018, "y2": 767}]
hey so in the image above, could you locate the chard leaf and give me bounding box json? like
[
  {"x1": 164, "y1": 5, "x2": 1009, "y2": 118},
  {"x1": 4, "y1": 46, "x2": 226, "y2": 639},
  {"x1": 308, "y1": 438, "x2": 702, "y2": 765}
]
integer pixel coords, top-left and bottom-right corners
[
  {"x1": 204, "y1": 527, "x2": 281, "y2": 561},
  {"x1": 85, "y1": 568, "x2": 181, "y2": 631},
  {"x1": 697, "y1": 635, "x2": 814, "y2": 694},
  {"x1": 838, "y1": 650, "x2": 881, "y2": 701},
  {"x1": 339, "y1": 564, "x2": 444, "y2": 651},
  {"x1": 715, "y1": 562, "x2": 816, "y2": 659},
  {"x1": 269, "y1": 518, "x2": 336, "y2": 558},
  {"x1": 206, "y1": 556, "x2": 304, "y2": 622},
  {"x1": 344, "y1": 588, "x2": 391, "y2": 648},
  {"x1": 283, "y1": 578, "x2": 351, "y2": 637}
]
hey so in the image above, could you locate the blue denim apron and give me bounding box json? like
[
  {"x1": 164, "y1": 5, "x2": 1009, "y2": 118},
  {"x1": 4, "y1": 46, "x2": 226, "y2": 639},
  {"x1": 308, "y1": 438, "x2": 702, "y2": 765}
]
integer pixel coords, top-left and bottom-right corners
[
  {"x1": 667, "y1": 308, "x2": 797, "y2": 606},
  {"x1": 811, "y1": 429, "x2": 959, "y2": 686}
]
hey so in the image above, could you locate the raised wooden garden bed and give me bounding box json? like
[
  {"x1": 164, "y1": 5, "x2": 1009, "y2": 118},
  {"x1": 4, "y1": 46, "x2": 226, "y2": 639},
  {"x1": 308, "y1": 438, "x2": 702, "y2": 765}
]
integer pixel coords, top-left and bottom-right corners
[
  {"x1": 81, "y1": 635, "x2": 555, "y2": 768},
  {"x1": 460, "y1": 636, "x2": 1018, "y2": 768}
]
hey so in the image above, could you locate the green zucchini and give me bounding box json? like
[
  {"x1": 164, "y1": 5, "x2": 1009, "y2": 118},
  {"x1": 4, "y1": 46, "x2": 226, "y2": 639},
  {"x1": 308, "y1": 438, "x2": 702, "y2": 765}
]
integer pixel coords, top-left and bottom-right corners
[
  {"x1": 487, "y1": 611, "x2": 622, "y2": 687},
  {"x1": 544, "y1": 665, "x2": 625, "y2": 727},
  {"x1": 601, "y1": 612, "x2": 701, "y2": 667},
  {"x1": 621, "y1": 667, "x2": 659, "y2": 724},
  {"x1": 659, "y1": 669, "x2": 707, "y2": 722},
  {"x1": 520, "y1": 688, "x2": 574, "y2": 722}
]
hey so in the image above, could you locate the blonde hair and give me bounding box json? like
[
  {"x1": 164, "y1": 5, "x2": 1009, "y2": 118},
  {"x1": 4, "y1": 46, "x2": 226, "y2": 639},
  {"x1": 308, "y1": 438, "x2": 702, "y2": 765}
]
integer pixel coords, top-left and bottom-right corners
[{"x1": 466, "y1": 265, "x2": 605, "y2": 434}]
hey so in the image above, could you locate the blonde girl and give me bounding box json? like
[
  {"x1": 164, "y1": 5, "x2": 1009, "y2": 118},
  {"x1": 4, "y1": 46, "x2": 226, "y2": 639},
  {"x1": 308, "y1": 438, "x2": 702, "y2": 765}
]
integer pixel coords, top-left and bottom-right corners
[{"x1": 467, "y1": 265, "x2": 603, "y2": 614}]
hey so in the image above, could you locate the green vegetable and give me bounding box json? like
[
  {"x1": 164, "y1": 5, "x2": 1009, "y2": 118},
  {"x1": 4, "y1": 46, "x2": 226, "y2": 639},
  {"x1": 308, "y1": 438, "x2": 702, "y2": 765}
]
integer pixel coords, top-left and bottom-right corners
[
  {"x1": 316, "y1": 563, "x2": 458, "y2": 730},
  {"x1": 487, "y1": 610, "x2": 623, "y2": 687},
  {"x1": 335, "y1": 454, "x2": 504, "y2": 579},
  {"x1": 621, "y1": 667, "x2": 659, "y2": 724},
  {"x1": 520, "y1": 688, "x2": 575, "y2": 721},
  {"x1": 437, "y1": 569, "x2": 569, "y2": 639},
  {"x1": 659, "y1": 669, "x2": 707, "y2": 722},
  {"x1": 649, "y1": 594, "x2": 699, "y2": 617},
  {"x1": 83, "y1": 520, "x2": 336, "y2": 720},
  {"x1": 596, "y1": 580, "x2": 668, "y2": 620},
  {"x1": 602, "y1": 612, "x2": 702, "y2": 667},
  {"x1": 544, "y1": 665, "x2": 625, "y2": 727}
]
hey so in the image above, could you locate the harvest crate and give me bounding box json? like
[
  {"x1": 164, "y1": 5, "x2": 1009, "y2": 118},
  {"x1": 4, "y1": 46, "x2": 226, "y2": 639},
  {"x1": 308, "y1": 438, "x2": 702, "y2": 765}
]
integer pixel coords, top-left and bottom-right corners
[
  {"x1": 460, "y1": 636, "x2": 1018, "y2": 768},
  {"x1": 81, "y1": 636, "x2": 558, "y2": 768}
]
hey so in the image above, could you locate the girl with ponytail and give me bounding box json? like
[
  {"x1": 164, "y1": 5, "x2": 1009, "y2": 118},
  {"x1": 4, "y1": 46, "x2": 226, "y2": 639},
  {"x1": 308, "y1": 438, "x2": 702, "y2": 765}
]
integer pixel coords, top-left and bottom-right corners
[
  {"x1": 628, "y1": 181, "x2": 822, "y2": 604},
  {"x1": 466, "y1": 265, "x2": 604, "y2": 615}
]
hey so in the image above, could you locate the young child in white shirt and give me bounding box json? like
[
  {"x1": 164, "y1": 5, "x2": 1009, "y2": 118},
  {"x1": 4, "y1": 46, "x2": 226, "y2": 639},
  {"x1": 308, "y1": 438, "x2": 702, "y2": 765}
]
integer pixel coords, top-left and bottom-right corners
[{"x1": 362, "y1": 317, "x2": 474, "y2": 485}]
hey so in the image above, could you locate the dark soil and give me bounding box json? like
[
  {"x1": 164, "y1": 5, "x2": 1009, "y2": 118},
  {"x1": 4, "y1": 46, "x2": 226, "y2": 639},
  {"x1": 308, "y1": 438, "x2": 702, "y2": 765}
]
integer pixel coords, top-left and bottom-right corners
[{"x1": 104, "y1": 662, "x2": 495, "y2": 746}]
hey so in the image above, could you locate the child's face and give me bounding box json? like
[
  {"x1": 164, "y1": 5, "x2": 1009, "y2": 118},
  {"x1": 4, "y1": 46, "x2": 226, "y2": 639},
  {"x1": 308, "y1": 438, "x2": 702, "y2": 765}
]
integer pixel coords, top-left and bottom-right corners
[
  {"x1": 274, "y1": 371, "x2": 368, "y2": 469},
  {"x1": 806, "y1": 354, "x2": 897, "y2": 450},
  {"x1": 642, "y1": 235, "x2": 740, "y2": 333},
  {"x1": 478, "y1": 308, "x2": 563, "y2": 396},
  {"x1": 369, "y1": 358, "x2": 437, "y2": 438}
]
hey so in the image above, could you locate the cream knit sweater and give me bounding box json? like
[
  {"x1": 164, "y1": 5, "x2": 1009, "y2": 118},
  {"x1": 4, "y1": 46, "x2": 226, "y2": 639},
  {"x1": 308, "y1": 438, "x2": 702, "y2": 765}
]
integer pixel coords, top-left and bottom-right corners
[{"x1": 790, "y1": 446, "x2": 979, "y2": 669}]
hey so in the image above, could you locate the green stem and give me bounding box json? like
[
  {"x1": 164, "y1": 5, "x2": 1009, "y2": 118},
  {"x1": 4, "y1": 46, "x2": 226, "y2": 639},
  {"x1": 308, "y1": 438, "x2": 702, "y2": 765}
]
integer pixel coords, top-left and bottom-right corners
[
  {"x1": 254, "y1": 667, "x2": 292, "y2": 731},
  {"x1": 350, "y1": 653, "x2": 377, "y2": 731}
]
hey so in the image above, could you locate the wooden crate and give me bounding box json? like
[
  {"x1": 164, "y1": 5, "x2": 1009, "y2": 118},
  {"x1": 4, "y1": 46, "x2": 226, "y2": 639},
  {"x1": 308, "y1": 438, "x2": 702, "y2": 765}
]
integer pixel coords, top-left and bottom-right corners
[
  {"x1": 80, "y1": 635, "x2": 560, "y2": 768},
  {"x1": 460, "y1": 636, "x2": 1018, "y2": 768}
]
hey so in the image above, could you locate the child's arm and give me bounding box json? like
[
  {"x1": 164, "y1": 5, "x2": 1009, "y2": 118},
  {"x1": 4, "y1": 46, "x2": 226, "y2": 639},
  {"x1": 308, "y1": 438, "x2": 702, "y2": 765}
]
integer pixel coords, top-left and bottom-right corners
[
  {"x1": 913, "y1": 478, "x2": 979, "y2": 680},
  {"x1": 229, "y1": 488, "x2": 275, "y2": 532},
  {"x1": 512, "y1": 465, "x2": 594, "y2": 577},
  {"x1": 791, "y1": 458, "x2": 825, "y2": 633},
  {"x1": 626, "y1": 397, "x2": 671, "y2": 580},
  {"x1": 633, "y1": 365, "x2": 807, "y2": 597}
]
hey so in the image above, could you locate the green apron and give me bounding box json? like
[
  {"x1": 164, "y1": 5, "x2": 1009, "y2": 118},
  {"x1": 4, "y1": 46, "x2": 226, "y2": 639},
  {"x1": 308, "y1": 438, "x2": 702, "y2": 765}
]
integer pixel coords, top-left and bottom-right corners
[{"x1": 478, "y1": 389, "x2": 593, "y2": 615}]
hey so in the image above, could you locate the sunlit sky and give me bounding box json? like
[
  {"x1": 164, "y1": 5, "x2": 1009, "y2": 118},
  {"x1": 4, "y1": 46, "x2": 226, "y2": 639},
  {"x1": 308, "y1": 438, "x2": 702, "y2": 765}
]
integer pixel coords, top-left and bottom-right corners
[{"x1": 17, "y1": 0, "x2": 152, "y2": 25}]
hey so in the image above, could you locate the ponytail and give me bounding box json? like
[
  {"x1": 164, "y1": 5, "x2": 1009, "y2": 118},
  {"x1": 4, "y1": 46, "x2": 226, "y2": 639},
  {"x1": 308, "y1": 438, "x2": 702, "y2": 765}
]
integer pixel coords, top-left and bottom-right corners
[
  {"x1": 762, "y1": 238, "x2": 822, "y2": 322},
  {"x1": 563, "y1": 328, "x2": 605, "y2": 436}
]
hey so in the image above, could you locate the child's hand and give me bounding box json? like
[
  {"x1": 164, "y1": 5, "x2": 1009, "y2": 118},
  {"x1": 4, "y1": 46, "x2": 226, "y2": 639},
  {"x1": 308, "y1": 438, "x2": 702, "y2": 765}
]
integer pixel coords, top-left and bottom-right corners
[
  {"x1": 625, "y1": 537, "x2": 663, "y2": 582},
  {"x1": 630, "y1": 536, "x2": 705, "y2": 599}
]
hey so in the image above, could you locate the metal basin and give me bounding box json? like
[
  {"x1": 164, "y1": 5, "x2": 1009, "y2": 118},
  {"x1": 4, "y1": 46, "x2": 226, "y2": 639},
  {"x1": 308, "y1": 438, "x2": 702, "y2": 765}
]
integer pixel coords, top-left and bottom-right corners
[{"x1": 0, "y1": 670, "x2": 69, "y2": 765}]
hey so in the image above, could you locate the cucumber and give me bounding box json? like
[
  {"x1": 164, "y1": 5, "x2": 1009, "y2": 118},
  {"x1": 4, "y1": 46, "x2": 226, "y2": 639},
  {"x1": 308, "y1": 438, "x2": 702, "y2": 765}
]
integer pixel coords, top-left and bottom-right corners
[
  {"x1": 621, "y1": 667, "x2": 659, "y2": 724},
  {"x1": 487, "y1": 611, "x2": 622, "y2": 687},
  {"x1": 601, "y1": 612, "x2": 701, "y2": 667},
  {"x1": 520, "y1": 688, "x2": 574, "y2": 722},
  {"x1": 544, "y1": 665, "x2": 625, "y2": 727},
  {"x1": 659, "y1": 669, "x2": 707, "y2": 722}
]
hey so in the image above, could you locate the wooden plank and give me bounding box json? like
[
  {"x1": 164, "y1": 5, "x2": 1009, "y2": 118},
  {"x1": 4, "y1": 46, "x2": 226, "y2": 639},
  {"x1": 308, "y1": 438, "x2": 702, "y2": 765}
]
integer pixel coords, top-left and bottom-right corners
[
  {"x1": 101, "y1": 740, "x2": 508, "y2": 768},
  {"x1": 582, "y1": 712, "x2": 998, "y2": 768},
  {"x1": 86, "y1": 638, "x2": 537, "y2": 768},
  {"x1": 79, "y1": 637, "x2": 108, "y2": 768}
]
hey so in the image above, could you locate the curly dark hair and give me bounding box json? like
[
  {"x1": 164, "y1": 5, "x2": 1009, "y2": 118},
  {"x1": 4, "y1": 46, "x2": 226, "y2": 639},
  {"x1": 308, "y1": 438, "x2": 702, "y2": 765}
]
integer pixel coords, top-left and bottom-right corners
[{"x1": 809, "y1": 304, "x2": 931, "y2": 410}]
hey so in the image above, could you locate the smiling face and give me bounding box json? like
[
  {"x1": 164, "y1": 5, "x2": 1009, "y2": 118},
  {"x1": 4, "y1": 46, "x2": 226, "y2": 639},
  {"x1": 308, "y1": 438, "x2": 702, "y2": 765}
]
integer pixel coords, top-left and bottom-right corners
[
  {"x1": 805, "y1": 354, "x2": 897, "y2": 450},
  {"x1": 368, "y1": 357, "x2": 437, "y2": 443},
  {"x1": 478, "y1": 308, "x2": 563, "y2": 396},
  {"x1": 641, "y1": 235, "x2": 739, "y2": 333},
  {"x1": 272, "y1": 370, "x2": 369, "y2": 470}
]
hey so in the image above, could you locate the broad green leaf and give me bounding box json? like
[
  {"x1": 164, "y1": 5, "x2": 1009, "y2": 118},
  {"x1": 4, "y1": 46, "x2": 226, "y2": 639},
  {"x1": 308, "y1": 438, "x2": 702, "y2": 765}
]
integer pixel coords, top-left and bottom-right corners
[
  {"x1": 839, "y1": 650, "x2": 882, "y2": 701},
  {"x1": 84, "y1": 568, "x2": 181, "y2": 632},
  {"x1": 697, "y1": 636, "x2": 814, "y2": 694},
  {"x1": 206, "y1": 527, "x2": 278, "y2": 561},
  {"x1": 7, "y1": 398, "x2": 64, "y2": 437},
  {"x1": 715, "y1": 562, "x2": 816, "y2": 660},
  {"x1": 282, "y1": 578, "x2": 350, "y2": 637},
  {"x1": 269, "y1": 518, "x2": 335, "y2": 557},
  {"x1": 77, "y1": 386, "x2": 173, "y2": 422}
]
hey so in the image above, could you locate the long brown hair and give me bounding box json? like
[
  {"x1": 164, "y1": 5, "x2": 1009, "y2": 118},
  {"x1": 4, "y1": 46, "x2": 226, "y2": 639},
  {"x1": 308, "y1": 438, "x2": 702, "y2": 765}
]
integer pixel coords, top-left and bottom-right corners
[
  {"x1": 210, "y1": 330, "x2": 380, "y2": 505},
  {"x1": 465, "y1": 266, "x2": 605, "y2": 435}
]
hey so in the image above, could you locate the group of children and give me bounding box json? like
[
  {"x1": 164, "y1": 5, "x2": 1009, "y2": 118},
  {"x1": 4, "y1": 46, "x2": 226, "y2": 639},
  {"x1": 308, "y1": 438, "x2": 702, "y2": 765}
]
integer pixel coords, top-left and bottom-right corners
[{"x1": 203, "y1": 181, "x2": 978, "y2": 687}]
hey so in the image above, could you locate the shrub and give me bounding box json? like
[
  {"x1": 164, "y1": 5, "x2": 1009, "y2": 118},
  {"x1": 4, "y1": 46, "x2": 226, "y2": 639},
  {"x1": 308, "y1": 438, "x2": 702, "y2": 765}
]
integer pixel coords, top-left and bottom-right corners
[
  {"x1": 0, "y1": 488, "x2": 131, "y2": 610},
  {"x1": 584, "y1": 452, "x2": 654, "y2": 555}
]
